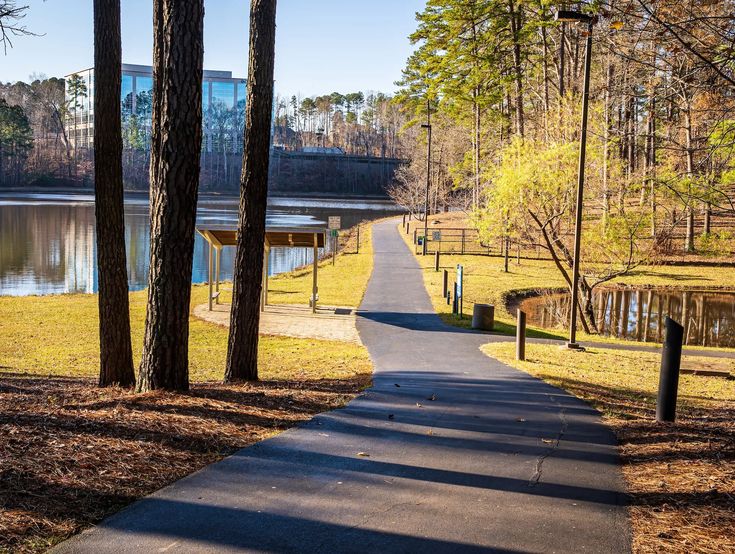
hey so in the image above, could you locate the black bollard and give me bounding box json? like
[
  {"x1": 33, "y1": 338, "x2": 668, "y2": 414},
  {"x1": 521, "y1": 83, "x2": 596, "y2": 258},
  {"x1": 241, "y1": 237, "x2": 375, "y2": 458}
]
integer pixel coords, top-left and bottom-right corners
[
  {"x1": 435, "y1": 251, "x2": 440, "y2": 272},
  {"x1": 452, "y1": 282, "x2": 458, "y2": 314},
  {"x1": 656, "y1": 317, "x2": 684, "y2": 422},
  {"x1": 402, "y1": 213, "x2": 406, "y2": 226},
  {"x1": 516, "y1": 309, "x2": 526, "y2": 361},
  {"x1": 442, "y1": 269, "x2": 448, "y2": 298}
]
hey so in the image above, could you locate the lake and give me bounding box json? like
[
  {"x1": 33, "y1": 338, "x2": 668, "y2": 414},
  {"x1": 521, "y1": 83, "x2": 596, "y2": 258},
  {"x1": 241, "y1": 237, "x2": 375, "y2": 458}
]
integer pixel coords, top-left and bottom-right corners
[
  {"x1": 519, "y1": 287, "x2": 735, "y2": 348},
  {"x1": 0, "y1": 192, "x2": 400, "y2": 296}
]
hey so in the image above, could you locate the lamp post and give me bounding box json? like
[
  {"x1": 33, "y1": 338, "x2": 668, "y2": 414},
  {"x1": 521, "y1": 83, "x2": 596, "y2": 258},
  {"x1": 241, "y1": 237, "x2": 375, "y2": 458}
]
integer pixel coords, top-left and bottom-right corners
[
  {"x1": 555, "y1": 8, "x2": 595, "y2": 349},
  {"x1": 421, "y1": 99, "x2": 432, "y2": 256}
]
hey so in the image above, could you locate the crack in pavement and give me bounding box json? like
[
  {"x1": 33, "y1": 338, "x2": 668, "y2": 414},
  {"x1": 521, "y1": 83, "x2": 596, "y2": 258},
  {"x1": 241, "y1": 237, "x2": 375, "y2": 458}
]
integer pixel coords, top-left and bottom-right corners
[{"x1": 528, "y1": 394, "x2": 568, "y2": 487}]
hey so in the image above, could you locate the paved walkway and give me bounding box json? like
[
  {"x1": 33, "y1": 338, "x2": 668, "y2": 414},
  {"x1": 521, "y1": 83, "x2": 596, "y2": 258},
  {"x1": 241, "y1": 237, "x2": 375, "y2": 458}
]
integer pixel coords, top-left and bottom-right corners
[
  {"x1": 55, "y1": 220, "x2": 630, "y2": 553},
  {"x1": 193, "y1": 303, "x2": 362, "y2": 344}
]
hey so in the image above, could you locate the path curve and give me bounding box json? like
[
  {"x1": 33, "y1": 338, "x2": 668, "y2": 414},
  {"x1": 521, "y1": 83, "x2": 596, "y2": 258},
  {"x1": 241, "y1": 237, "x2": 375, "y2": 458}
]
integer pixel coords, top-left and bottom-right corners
[{"x1": 54, "y1": 219, "x2": 630, "y2": 553}]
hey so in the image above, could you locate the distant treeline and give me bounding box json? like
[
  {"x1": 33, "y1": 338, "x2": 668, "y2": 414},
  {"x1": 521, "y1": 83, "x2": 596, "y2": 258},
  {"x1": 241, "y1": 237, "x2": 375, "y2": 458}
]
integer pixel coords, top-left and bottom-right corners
[{"x1": 0, "y1": 79, "x2": 408, "y2": 193}]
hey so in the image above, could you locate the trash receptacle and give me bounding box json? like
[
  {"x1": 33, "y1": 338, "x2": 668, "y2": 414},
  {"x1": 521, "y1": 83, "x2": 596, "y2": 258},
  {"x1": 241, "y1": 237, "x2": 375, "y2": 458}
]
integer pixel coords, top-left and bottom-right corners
[{"x1": 472, "y1": 304, "x2": 495, "y2": 331}]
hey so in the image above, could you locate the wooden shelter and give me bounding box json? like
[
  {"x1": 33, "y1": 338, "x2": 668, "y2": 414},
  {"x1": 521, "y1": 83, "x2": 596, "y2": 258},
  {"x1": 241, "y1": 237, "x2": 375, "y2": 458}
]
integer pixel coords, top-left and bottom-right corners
[{"x1": 196, "y1": 225, "x2": 326, "y2": 313}]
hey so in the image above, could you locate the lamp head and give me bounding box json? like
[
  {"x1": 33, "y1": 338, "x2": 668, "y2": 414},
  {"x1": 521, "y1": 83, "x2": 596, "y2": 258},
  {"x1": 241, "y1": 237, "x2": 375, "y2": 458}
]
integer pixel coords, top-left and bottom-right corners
[{"x1": 555, "y1": 9, "x2": 593, "y2": 23}]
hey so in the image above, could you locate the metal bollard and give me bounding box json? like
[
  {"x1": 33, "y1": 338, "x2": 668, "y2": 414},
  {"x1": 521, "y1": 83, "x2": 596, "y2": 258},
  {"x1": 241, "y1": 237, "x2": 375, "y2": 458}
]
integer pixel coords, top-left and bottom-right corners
[
  {"x1": 452, "y1": 282, "x2": 458, "y2": 314},
  {"x1": 656, "y1": 317, "x2": 684, "y2": 422},
  {"x1": 442, "y1": 269, "x2": 448, "y2": 298},
  {"x1": 516, "y1": 309, "x2": 526, "y2": 361},
  {"x1": 435, "y1": 251, "x2": 440, "y2": 272}
]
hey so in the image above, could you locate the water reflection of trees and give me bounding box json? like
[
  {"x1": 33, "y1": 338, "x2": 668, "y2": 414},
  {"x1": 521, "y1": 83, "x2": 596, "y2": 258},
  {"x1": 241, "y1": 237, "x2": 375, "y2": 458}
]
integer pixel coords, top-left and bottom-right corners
[
  {"x1": 0, "y1": 203, "x2": 97, "y2": 294},
  {"x1": 524, "y1": 289, "x2": 735, "y2": 348},
  {"x1": 0, "y1": 199, "x2": 398, "y2": 295}
]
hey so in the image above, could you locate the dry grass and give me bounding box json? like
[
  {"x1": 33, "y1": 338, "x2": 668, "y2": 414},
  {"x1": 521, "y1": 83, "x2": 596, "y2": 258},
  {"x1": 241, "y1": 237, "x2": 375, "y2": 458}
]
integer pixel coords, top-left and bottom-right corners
[
  {"x1": 483, "y1": 343, "x2": 735, "y2": 554},
  {"x1": 0, "y1": 373, "x2": 370, "y2": 553}
]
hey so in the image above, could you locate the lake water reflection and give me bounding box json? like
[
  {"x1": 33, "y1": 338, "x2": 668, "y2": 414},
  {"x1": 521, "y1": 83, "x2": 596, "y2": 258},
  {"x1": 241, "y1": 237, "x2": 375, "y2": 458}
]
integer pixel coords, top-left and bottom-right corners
[
  {"x1": 0, "y1": 192, "x2": 399, "y2": 296},
  {"x1": 519, "y1": 288, "x2": 735, "y2": 348}
]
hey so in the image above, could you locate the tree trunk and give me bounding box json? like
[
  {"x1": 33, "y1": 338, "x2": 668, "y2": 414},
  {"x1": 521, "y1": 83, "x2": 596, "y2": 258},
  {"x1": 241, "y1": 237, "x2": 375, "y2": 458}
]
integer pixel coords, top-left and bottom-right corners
[
  {"x1": 508, "y1": 0, "x2": 524, "y2": 138},
  {"x1": 602, "y1": 53, "x2": 613, "y2": 227},
  {"x1": 93, "y1": 0, "x2": 135, "y2": 388},
  {"x1": 225, "y1": 0, "x2": 278, "y2": 382},
  {"x1": 684, "y1": 99, "x2": 696, "y2": 253},
  {"x1": 137, "y1": 0, "x2": 204, "y2": 392},
  {"x1": 703, "y1": 202, "x2": 711, "y2": 235},
  {"x1": 473, "y1": 90, "x2": 480, "y2": 209}
]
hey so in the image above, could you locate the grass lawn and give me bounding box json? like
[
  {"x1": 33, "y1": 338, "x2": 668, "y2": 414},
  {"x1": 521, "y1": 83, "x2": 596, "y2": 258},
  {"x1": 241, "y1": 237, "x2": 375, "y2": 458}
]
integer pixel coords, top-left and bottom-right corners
[
  {"x1": 400, "y1": 223, "x2": 735, "y2": 349},
  {"x1": 0, "y1": 222, "x2": 376, "y2": 553},
  {"x1": 483, "y1": 342, "x2": 735, "y2": 554}
]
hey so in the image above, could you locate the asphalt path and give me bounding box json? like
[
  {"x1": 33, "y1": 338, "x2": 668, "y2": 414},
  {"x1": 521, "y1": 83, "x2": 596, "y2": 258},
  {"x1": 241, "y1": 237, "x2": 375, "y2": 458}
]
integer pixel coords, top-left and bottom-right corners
[{"x1": 54, "y1": 219, "x2": 630, "y2": 553}]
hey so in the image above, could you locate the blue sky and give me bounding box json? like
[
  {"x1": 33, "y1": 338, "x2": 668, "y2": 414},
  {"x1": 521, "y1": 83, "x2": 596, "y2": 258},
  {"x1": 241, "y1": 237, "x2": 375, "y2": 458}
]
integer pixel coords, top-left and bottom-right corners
[{"x1": 2, "y1": 0, "x2": 425, "y2": 96}]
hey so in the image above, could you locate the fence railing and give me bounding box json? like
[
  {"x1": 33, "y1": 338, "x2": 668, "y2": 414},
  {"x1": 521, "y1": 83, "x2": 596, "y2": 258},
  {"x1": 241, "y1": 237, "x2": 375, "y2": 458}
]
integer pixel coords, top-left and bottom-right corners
[{"x1": 411, "y1": 227, "x2": 493, "y2": 255}]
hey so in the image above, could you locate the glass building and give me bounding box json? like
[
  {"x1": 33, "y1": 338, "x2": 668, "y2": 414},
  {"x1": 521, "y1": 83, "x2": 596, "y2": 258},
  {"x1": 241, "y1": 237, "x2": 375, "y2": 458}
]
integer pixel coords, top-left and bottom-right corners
[{"x1": 65, "y1": 63, "x2": 246, "y2": 153}]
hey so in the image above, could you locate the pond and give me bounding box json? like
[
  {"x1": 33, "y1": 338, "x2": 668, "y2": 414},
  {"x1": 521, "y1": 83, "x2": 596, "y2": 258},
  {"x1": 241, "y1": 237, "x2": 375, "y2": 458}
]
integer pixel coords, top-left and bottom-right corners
[
  {"x1": 0, "y1": 192, "x2": 400, "y2": 296},
  {"x1": 518, "y1": 287, "x2": 735, "y2": 348}
]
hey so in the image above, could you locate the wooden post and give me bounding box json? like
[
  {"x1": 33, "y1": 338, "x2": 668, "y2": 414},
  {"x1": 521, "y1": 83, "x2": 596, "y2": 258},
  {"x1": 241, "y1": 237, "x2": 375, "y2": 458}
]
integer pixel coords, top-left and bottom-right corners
[
  {"x1": 215, "y1": 246, "x2": 221, "y2": 305},
  {"x1": 312, "y1": 233, "x2": 318, "y2": 313},
  {"x1": 516, "y1": 309, "x2": 526, "y2": 361},
  {"x1": 461, "y1": 229, "x2": 465, "y2": 255},
  {"x1": 207, "y1": 241, "x2": 213, "y2": 311},
  {"x1": 442, "y1": 269, "x2": 448, "y2": 297},
  {"x1": 435, "y1": 251, "x2": 440, "y2": 271},
  {"x1": 356, "y1": 225, "x2": 360, "y2": 254},
  {"x1": 261, "y1": 243, "x2": 270, "y2": 310}
]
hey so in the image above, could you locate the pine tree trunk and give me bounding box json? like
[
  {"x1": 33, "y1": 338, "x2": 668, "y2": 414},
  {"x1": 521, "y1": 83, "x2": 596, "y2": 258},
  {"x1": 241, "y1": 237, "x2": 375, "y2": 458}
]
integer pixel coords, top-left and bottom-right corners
[
  {"x1": 137, "y1": 0, "x2": 204, "y2": 392},
  {"x1": 508, "y1": 0, "x2": 524, "y2": 138},
  {"x1": 94, "y1": 0, "x2": 135, "y2": 388},
  {"x1": 225, "y1": 0, "x2": 278, "y2": 382}
]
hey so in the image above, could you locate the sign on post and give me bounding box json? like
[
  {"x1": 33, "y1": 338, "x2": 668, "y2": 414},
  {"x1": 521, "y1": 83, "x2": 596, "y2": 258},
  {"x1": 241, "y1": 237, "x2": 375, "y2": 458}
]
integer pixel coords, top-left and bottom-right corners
[
  {"x1": 328, "y1": 216, "x2": 341, "y2": 266},
  {"x1": 432, "y1": 230, "x2": 442, "y2": 241}
]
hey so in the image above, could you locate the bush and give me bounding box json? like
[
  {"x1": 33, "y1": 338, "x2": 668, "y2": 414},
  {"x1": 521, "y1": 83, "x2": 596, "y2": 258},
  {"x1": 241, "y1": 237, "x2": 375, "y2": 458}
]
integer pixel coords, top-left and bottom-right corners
[{"x1": 696, "y1": 231, "x2": 733, "y2": 257}]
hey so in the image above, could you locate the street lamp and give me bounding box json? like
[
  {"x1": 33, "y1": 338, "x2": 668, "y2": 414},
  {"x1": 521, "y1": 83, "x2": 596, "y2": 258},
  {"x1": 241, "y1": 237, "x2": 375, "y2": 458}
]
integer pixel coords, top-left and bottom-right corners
[
  {"x1": 421, "y1": 99, "x2": 432, "y2": 256},
  {"x1": 555, "y1": 7, "x2": 595, "y2": 349}
]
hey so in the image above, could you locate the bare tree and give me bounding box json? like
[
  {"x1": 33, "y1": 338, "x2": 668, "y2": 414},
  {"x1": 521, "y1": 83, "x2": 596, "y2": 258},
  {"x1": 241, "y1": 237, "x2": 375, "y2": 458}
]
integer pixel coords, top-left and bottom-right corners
[
  {"x1": 225, "y1": 0, "x2": 277, "y2": 382},
  {"x1": 137, "y1": 0, "x2": 204, "y2": 392},
  {"x1": 93, "y1": 0, "x2": 135, "y2": 387},
  {"x1": 0, "y1": 1, "x2": 33, "y2": 54}
]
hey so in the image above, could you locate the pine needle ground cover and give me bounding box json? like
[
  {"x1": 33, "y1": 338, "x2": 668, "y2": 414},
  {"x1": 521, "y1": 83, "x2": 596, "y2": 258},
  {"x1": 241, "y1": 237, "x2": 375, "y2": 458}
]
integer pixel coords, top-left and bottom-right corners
[
  {"x1": 0, "y1": 229, "x2": 375, "y2": 552},
  {"x1": 483, "y1": 343, "x2": 735, "y2": 554}
]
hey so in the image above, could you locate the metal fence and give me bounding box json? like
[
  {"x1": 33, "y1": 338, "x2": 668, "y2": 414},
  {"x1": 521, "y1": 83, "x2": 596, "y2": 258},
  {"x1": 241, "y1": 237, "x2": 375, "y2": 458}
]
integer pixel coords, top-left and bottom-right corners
[{"x1": 412, "y1": 227, "x2": 494, "y2": 255}]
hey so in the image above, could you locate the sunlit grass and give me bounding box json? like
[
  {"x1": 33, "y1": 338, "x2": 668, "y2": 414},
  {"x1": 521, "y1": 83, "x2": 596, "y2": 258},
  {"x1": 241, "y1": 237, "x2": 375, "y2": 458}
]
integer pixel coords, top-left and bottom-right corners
[
  {"x1": 0, "y1": 224, "x2": 376, "y2": 383},
  {"x1": 483, "y1": 342, "x2": 735, "y2": 413},
  {"x1": 0, "y1": 284, "x2": 372, "y2": 382},
  {"x1": 400, "y1": 224, "x2": 735, "y2": 349}
]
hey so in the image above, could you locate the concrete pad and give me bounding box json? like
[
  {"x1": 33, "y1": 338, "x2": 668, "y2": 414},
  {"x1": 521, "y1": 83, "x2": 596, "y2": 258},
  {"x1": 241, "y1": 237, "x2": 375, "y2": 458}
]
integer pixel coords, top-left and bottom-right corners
[{"x1": 193, "y1": 303, "x2": 362, "y2": 344}]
